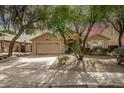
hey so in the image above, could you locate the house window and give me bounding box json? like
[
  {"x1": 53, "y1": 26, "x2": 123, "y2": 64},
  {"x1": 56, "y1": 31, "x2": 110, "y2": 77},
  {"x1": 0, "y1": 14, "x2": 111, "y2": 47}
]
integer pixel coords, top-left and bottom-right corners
[{"x1": 92, "y1": 40, "x2": 102, "y2": 48}]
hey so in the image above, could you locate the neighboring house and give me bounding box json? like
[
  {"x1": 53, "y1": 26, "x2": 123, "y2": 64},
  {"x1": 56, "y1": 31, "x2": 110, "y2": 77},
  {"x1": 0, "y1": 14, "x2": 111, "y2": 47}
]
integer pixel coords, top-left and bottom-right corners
[
  {"x1": 0, "y1": 32, "x2": 32, "y2": 53},
  {"x1": 101, "y1": 23, "x2": 124, "y2": 50},
  {"x1": 87, "y1": 34, "x2": 110, "y2": 49}
]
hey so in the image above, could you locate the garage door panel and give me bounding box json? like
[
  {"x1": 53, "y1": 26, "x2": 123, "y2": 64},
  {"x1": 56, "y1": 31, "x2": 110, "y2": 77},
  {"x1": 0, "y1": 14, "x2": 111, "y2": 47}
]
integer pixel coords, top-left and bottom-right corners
[{"x1": 36, "y1": 42, "x2": 61, "y2": 54}]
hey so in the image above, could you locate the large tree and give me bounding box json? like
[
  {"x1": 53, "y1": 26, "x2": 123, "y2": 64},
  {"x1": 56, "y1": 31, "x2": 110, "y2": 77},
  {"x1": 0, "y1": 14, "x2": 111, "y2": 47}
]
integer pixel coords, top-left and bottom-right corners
[
  {"x1": 46, "y1": 6, "x2": 71, "y2": 45},
  {"x1": 47, "y1": 6, "x2": 104, "y2": 71},
  {"x1": 104, "y1": 6, "x2": 124, "y2": 47},
  {"x1": 0, "y1": 6, "x2": 10, "y2": 31},
  {"x1": 68, "y1": 6, "x2": 105, "y2": 71},
  {"x1": 6, "y1": 5, "x2": 49, "y2": 56}
]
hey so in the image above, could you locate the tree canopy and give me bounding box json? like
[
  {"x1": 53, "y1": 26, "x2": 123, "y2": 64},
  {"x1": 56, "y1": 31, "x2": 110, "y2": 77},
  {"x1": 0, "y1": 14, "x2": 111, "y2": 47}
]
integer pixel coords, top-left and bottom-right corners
[{"x1": 101, "y1": 6, "x2": 124, "y2": 47}]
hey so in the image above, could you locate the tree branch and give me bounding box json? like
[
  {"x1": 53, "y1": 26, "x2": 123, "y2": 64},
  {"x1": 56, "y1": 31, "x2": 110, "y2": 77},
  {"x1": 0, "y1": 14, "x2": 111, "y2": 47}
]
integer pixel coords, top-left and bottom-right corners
[{"x1": 106, "y1": 16, "x2": 120, "y2": 32}]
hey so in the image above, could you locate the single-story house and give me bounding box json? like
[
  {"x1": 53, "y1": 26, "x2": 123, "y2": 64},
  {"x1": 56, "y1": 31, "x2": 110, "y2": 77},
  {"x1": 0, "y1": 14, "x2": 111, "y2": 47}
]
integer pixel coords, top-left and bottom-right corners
[
  {"x1": 100, "y1": 23, "x2": 124, "y2": 50},
  {"x1": 30, "y1": 24, "x2": 124, "y2": 54},
  {"x1": 31, "y1": 32, "x2": 65, "y2": 54},
  {"x1": 87, "y1": 34, "x2": 110, "y2": 49},
  {"x1": 31, "y1": 32, "x2": 110, "y2": 54},
  {"x1": 0, "y1": 32, "x2": 32, "y2": 53}
]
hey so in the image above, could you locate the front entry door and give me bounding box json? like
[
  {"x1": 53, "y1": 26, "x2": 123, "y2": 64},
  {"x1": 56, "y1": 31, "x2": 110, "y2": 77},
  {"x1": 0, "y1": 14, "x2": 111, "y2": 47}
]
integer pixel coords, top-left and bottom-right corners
[{"x1": 21, "y1": 45, "x2": 25, "y2": 52}]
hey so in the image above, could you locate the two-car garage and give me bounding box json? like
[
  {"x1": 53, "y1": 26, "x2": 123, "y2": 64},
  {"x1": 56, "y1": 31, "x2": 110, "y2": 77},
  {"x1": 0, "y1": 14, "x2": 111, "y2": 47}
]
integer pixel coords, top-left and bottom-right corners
[
  {"x1": 31, "y1": 32, "x2": 65, "y2": 54},
  {"x1": 36, "y1": 41, "x2": 61, "y2": 54}
]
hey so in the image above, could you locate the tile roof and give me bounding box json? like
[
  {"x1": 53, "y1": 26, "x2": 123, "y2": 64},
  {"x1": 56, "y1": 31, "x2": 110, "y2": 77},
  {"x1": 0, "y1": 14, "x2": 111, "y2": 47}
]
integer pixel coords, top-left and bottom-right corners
[{"x1": 0, "y1": 32, "x2": 32, "y2": 43}]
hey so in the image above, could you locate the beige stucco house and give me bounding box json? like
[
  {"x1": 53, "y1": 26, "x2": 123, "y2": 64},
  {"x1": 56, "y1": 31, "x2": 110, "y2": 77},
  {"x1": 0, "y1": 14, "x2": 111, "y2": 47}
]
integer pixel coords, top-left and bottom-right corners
[
  {"x1": 100, "y1": 23, "x2": 124, "y2": 51},
  {"x1": 31, "y1": 32, "x2": 65, "y2": 54},
  {"x1": 87, "y1": 34, "x2": 110, "y2": 49},
  {"x1": 1, "y1": 23, "x2": 122, "y2": 55},
  {"x1": 31, "y1": 31, "x2": 110, "y2": 54},
  {"x1": 31, "y1": 23, "x2": 124, "y2": 54},
  {"x1": 0, "y1": 32, "x2": 32, "y2": 53}
]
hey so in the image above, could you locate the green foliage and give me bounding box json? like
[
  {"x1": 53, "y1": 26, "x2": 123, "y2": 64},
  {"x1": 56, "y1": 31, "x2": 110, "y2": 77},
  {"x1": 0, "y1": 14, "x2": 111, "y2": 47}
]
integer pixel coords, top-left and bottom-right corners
[
  {"x1": 102, "y1": 6, "x2": 124, "y2": 34},
  {"x1": 0, "y1": 30, "x2": 16, "y2": 35},
  {"x1": 69, "y1": 6, "x2": 107, "y2": 25},
  {"x1": 82, "y1": 48, "x2": 90, "y2": 54},
  {"x1": 69, "y1": 6, "x2": 85, "y2": 24},
  {"x1": 70, "y1": 40, "x2": 81, "y2": 54},
  {"x1": 108, "y1": 45, "x2": 118, "y2": 52},
  {"x1": 111, "y1": 47, "x2": 124, "y2": 64},
  {"x1": 58, "y1": 55, "x2": 70, "y2": 64},
  {"x1": 46, "y1": 6, "x2": 72, "y2": 36},
  {"x1": 90, "y1": 47, "x2": 109, "y2": 55},
  {"x1": 4, "y1": 6, "x2": 50, "y2": 35},
  {"x1": 89, "y1": 59, "x2": 96, "y2": 67},
  {"x1": 111, "y1": 47, "x2": 124, "y2": 57},
  {"x1": 45, "y1": 6, "x2": 109, "y2": 61},
  {"x1": 86, "y1": 58, "x2": 96, "y2": 69}
]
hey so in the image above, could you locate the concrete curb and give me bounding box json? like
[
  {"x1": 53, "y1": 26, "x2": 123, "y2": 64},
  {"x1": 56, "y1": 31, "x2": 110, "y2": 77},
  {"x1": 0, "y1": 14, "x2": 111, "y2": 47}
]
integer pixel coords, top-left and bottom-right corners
[{"x1": 0, "y1": 83, "x2": 123, "y2": 88}]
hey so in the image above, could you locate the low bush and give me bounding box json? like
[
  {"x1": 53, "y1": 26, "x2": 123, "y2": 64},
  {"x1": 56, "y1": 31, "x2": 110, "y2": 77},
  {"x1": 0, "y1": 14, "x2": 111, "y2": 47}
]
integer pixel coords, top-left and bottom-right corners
[
  {"x1": 111, "y1": 47, "x2": 124, "y2": 64},
  {"x1": 108, "y1": 45, "x2": 118, "y2": 52},
  {"x1": 90, "y1": 47, "x2": 109, "y2": 55},
  {"x1": 89, "y1": 59, "x2": 96, "y2": 67},
  {"x1": 58, "y1": 56, "x2": 70, "y2": 64},
  {"x1": 82, "y1": 48, "x2": 90, "y2": 54},
  {"x1": 111, "y1": 47, "x2": 124, "y2": 57}
]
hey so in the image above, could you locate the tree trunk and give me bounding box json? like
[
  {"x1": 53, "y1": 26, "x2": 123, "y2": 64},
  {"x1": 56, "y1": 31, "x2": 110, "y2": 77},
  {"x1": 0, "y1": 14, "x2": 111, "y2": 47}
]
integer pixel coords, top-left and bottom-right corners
[
  {"x1": 79, "y1": 26, "x2": 93, "y2": 72},
  {"x1": 81, "y1": 58, "x2": 86, "y2": 72},
  {"x1": 77, "y1": 55, "x2": 86, "y2": 72},
  {"x1": 117, "y1": 56, "x2": 124, "y2": 65},
  {"x1": 8, "y1": 27, "x2": 24, "y2": 57},
  {"x1": 117, "y1": 57, "x2": 122, "y2": 65},
  {"x1": 118, "y1": 32, "x2": 123, "y2": 47}
]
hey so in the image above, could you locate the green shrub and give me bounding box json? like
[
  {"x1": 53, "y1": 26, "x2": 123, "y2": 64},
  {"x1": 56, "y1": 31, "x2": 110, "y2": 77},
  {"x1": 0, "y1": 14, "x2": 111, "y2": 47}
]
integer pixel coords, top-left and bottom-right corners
[
  {"x1": 82, "y1": 48, "x2": 90, "y2": 54},
  {"x1": 111, "y1": 47, "x2": 124, "y2": 57},
  {"x1": 89, "y1": 59, "x2": 96, "y2": 67},
  {"x1": 90, "y1": 47, "x2": 109, "y2": 55},
  {"x1": 111, "y1": 47, "x2": 124, "y2": 64},
  {"x1": 58, "y1": 56, "x2": 70, "y2": 64},
  {"x1": 108, "y1": 45, "x2": 118, "y2": 52}
]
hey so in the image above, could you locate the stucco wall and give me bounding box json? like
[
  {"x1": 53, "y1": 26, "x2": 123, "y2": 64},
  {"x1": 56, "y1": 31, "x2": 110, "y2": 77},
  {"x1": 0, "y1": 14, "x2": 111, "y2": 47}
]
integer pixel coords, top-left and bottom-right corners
[
  {"x1": 31, "y1": 33, "x2": 65, "y2": 54},
  {"x1": 87, "y1": 34, "x2": 109, "y2": 48},
  {"x1": 0, "y1": 41, "x2": 31, "y2": 52},
  {"x1": 108, "y1": 35, "x2": 124, "y2": 46},
  {"x1": 102, "y1": 23, "x2": 124, "y2": 47}
]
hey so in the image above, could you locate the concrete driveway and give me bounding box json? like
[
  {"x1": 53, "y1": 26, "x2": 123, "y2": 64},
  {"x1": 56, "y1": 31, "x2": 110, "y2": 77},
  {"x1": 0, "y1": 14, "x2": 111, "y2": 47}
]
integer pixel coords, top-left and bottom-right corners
[
  {"x1": 0, "y1": 55, "x2": 58, "y2": 87},
  {"x1": 0, "y1": 55, "x2": 124, "y2": 88}
]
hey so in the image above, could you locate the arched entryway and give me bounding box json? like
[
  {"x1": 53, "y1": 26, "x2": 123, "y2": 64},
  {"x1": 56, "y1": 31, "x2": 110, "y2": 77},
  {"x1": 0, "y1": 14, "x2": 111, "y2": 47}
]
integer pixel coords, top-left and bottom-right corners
[{"x1": 20, "y1": 43, "x2": 26, "y2": 52}]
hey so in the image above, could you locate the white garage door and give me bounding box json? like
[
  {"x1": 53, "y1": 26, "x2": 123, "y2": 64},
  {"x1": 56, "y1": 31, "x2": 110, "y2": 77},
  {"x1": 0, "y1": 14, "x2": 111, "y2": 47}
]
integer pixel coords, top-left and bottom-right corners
[{"x1": 36, "y1": 42, "x2": 61, "y2": 54}]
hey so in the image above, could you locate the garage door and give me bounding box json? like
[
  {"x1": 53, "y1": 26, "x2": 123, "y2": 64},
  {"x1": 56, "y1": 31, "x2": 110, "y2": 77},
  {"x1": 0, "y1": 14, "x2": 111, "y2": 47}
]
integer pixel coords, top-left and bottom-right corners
[{"x1": 36, "y1": 42, "x2": 61, "y2": 54}]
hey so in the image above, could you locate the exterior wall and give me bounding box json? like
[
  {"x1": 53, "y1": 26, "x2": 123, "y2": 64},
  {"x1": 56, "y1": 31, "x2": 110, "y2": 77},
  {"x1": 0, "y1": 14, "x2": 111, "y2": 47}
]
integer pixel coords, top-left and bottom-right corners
[
  {"x1": 31, "y1": 24, "x2": 124, "y2": 54},
  {"x1": 32, "y1": 41, "x2": 36, "y2": 54},
  {"x1": 101, "y1": 23, "x2": 124, "y2": 47},
  {"x1": 32, "y1": 33, "x2": 65, "y2": 54},
  {"x1": 25, "y1": 43, "x2": 32, "y2": 52},
  {"x1": 1, "y1": 41, "x2": 10, "y2": 52},
  {"x1": 108, "y1": 35, "x2": 124, "y2": 46},
  {"x1": 0, "y1": 41, "x2": 31, "y2": 53},
  {"x1": 0, "y1": 32, "x2": 32, "y2": 53},
  {"x1": 87, "y1": 35, "x2": 109, "y2": 48},
  {"x1": 87, "y1": 40, "x2": 108, "y2": 49}
]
